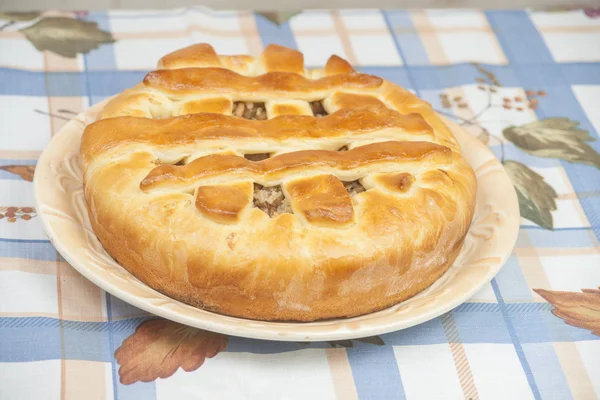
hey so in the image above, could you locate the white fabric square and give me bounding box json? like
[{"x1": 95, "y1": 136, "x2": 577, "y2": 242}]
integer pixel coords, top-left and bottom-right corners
[
  {"x1": 108, "y1": 9, "x2": 183, "y2": 17},
  {"x1": 426, "y1": 10, "x2": 487, "y2": 28},
  {"x1": 186, "y1": 10, "x2": 242, "y2": 31},
  {"x1": 113, "y1": 33, "x2": 248, "y2": 67},
  {"x1": 576, "y1": 341, "x2": 600, "y2": 398},
  {"x1": 438, "y1": 32, "x2": 506, "y2": 64},
  {"x1": 548, "y1": 198, "x2": 590, "y2": 229},
  {"x1": 541, "y1": 33, "x2": 600, "y2": 62},
  {"x1": 348, "y1": 34, "x2": 403, "y2": 66},
  {"x1": 530, "y1": 10, "x2": 600, "y2": 28},
  {"x1": 572, "y1": 85, "x2": 600, "y2": 135},
  {"x1": 109, "y1": 7, "x2": 237, "y2": 18},
  {"x1": 295, "y1": 36, "x2": 348, "y2": 67},
  {"x1": 290, "y1": 10, "x2": 334, "y2": 30},
  {"x1": 108, "y1": 16, "x2": 184, "y2": 33},
  {"x1": 0, "y1": 39, "x2": 44, "y2": 70},
  {"x1": 155, "y1": 349, "x2": 335, "y2": 400},
  {"x1": 393, "y1": 344, "x2": 463, "y2": 399},
  {"x1": 109, "y1": 10, "x2": 241, "y2": 32},
  {"x1": 339, "y1": 10, "x2": 388, "y2": 29},
  {"x1": 0, "y1": 96, "x2": 52, "y2": 151},
  {"x1": 541, "y1": 254, "x2": 600, "y2": 292},
  {"x1": 0, "y1": 361, "x2": 61, "y2": 400},
  {"x1": 113, "y1": 37, "x2": 193, "y2": 69},
  {"x1": 0, "y1": 271, "x2": 59, "y2": 315},
  {"x1": 0, "y1": 179, "x2": 36, "y2": 208},
  {"x1": 464, "y1": 344, "x2": 534, "y2": 400},
  {"x1": 190, "y1": 33, "x2": 248, "y2": 56}
]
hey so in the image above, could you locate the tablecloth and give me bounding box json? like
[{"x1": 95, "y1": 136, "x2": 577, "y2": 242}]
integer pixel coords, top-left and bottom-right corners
[{"x1": 1, "y1": 6, "x2": 599, "y2": 400}]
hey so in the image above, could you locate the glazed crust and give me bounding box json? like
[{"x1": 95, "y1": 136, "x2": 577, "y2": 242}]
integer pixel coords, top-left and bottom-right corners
[{"x1": 80, "y1": 44, "x2": 477, "y2": 321}]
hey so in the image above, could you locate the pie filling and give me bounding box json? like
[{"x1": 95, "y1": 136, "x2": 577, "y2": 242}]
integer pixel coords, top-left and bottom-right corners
[
  {"x1": 344, "y1": 180, "x2": 366, "y2": 197},
  {"x1": 232, "y1": 102, "x2": 267, "y2": 120},
  {"x1": 310, "y1": 100, "x2": 328, "y2": 117},
  {"x1": 244, "y1": 153, "x2": 270, "y2": 162},
  {"x1": 232, "y1": 100, "x2": 328, "y2": 119},
  {"x1": 253, "y1": 184, "x2": 292, "y2": 217}
]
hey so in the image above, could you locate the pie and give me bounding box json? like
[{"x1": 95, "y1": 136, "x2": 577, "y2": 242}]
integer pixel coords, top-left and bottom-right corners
[{"x1": 80, "y1": 43, "x2": 477, "y2": 321}]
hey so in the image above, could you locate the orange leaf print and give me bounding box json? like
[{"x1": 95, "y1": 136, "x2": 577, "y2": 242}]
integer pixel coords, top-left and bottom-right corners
[
  {"x1": 0, "y1": 165, "x2": 35, "y2": 181},
  {"x1": 534, "y1": 287, "x2": 600, "y2": 336},
  {"x1": 114, "y1": 319, "x2": 228, "y2": 385}
]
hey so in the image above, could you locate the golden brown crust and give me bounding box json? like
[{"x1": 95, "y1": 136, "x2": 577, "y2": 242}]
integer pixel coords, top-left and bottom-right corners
[
  {"x1": 157, "y1": 43, "x2": 221, "y2": 69},
  {"x1": 261, "y1": 44, "x2": 305, "y2": 74},
  {"x1": 375, "y1": 172, "x2": 416, "y2": 193},
  {"x1": 195, "y1": 181, "x2": 253, "y2": 224},
  {"x1": 80, "y1": 43, "x2": 477, "y2": 321},
  {"x1": 286, "y1": 174, "x2": 354, "y2": 228},
  {"x1": 324, "y1": 54, "x2": 355, "y2": 76},
  {"x1": 327, "y1": 92, "x2": 387, "y2": 110}
]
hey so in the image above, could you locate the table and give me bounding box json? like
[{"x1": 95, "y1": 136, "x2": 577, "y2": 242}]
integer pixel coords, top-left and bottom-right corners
[{"x1": 1, "y1": 7, "x2": 599, "y2": 400}]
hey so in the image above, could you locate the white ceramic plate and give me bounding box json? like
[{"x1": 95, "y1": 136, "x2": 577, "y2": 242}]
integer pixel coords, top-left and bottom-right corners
[{"x1": 34, "y1": 99, "x2": 519, "y2": 342}]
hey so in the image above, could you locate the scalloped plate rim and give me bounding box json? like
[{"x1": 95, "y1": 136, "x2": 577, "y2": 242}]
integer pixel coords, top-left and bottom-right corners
[{"x1": 33, "y1": 98, "x2": 520, "y2": 342}]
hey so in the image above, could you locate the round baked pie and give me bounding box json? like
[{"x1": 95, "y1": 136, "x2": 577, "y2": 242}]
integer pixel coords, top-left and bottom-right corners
[{"x1": 80, "y1": 43, "x2": 477, "y2": 322}]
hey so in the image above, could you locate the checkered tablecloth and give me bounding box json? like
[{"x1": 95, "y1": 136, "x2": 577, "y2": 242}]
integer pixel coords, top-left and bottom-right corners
[{"x1": 1, "y1": 7, "x2": 599, "y2": 400}]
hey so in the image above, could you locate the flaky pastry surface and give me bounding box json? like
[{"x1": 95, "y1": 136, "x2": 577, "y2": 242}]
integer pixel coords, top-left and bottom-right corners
[{"x1": 80, "y1": 43, "x2": 477, "y2": 321}]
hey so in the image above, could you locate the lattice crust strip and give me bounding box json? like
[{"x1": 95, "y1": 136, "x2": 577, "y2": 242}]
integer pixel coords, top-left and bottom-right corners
[{"x1": 82, "y1": 43, "x2": 470, "y2": 229}]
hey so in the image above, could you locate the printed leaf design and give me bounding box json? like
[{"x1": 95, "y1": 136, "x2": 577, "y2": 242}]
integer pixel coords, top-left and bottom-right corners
[
  {"x1": 0, "y1": 165, "x2": 35, "y2": 181},
  {"x1": 503, "y1": 118, "x2": 600, "y2": 169},
  {"x1": 534, "y1": 287, "x2": 600, "y2": 336},
  {"x1": 0, "y1": 11, "x2": 40, "y2": 21},
  {"x1": 502, "y1": 160, "x2": 557, "y2": 230},
  {"x1": 19, "y1": 17, "x2": 115, "y2": 58},
  {"x1": 257, "y1": 11, "x2": 301, "y2": 25},
  {"x1": 114, "y1": 318, "x2": 228, "y2": 385}
]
